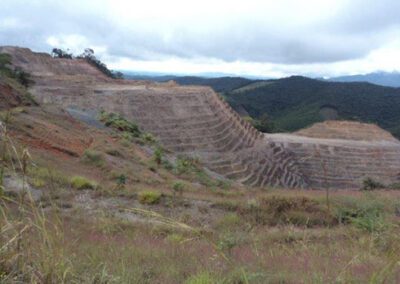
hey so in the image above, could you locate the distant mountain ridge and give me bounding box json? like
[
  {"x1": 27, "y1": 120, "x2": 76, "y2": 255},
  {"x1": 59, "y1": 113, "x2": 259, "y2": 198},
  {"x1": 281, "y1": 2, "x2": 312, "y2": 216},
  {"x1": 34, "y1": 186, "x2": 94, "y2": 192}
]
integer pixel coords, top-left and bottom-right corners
[{"x1": 328, "y1": 72, "x2": 400, "y2": 87}]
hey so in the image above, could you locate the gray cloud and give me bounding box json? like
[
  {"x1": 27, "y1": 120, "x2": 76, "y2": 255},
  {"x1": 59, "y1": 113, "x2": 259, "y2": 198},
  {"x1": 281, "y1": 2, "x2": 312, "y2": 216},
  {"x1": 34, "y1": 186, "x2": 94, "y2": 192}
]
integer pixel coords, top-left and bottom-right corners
[{"x1": 1, "y1": 0, "x2": 400, "y2": 75}]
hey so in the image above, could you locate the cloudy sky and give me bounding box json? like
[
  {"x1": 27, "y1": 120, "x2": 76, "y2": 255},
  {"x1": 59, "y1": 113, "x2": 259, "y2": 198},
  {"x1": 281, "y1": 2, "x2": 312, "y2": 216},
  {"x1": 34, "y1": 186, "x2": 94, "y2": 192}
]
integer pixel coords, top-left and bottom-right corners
[{"x1": 1, "y1": 0, "x2": 400, "y2": 78}]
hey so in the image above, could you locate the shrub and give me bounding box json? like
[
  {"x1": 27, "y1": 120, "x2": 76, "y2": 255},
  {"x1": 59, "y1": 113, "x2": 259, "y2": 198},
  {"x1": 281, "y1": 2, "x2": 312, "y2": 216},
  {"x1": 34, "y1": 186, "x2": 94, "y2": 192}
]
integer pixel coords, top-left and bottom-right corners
[
  {"x1": 141, "y1": 133, "x2": 156, "y2": 144},
  {"x1": 172, "y1": 181, "x2": 185, "y2": 194},
  {"x1": 335, "y1": 196, "x2": 388, "y2": 232},
  {"x1": 71, "y1": 176, "x2": 97, "y2": 190},
  {"x1": 361, "y1": 177, "x2": 385, "y2": 191},
  {"x1": 82, "y1": 150, "x2": 105, "y2": 167},
  {"x1": 121, "y1": 131, "x2": 135, "y2": 142},
  {"x1": 14, "y1": 67, "x2": 34, "y2": 87},
  {"x1": 99, "y1": 111, "x2": 141, "y2": 137},
  {"x1": 174, "y1": 156, "x2": 199, "y2": 174},
  {"x1": 217, "y1": 232, "x2": 239, "y2": 255},
  {"x1": 116, "y1": 174, "x2": 127, "y2": 186},
  {"x1": 162, "y1": 159, "x2": 174, "y2": 170},
  {"x1": 138, "y1": 190, "x2": 162, "y2": 205},
  {"x1": 153, "y1": 147, "x2": 163, "y2": 165}
]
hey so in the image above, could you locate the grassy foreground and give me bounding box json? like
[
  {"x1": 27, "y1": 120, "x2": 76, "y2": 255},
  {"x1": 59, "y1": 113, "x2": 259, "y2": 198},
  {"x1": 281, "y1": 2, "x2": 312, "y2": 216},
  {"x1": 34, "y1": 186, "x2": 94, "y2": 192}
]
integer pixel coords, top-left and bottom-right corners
[{"x1": 1, "y1": 186, "x2": 400, "y2": 283}]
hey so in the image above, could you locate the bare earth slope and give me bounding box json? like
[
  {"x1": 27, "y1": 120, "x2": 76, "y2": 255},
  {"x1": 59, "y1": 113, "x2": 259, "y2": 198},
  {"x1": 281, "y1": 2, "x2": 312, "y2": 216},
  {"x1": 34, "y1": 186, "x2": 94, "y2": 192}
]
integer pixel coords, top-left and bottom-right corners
[{"x1": 2, "y1": 46, "x2": 400, "y2": 189}]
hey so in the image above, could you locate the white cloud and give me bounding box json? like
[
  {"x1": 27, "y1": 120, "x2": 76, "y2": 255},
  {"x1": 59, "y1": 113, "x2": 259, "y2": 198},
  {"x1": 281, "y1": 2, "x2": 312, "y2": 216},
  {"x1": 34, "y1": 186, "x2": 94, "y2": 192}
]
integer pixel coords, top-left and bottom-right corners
[{"x1": 1, "y1": 0, "x2": 400, "y2": 77}]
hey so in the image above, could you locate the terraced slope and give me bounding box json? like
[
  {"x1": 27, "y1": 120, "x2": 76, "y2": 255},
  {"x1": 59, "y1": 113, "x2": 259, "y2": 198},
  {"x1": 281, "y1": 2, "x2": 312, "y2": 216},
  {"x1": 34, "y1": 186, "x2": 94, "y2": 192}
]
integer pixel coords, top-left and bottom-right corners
[
  {"x1": 269, "y1": 134, "x2": 400, "y2": 188},
  {"x1": 2, "y1": 46, "x2": 400, "y2": 189}
]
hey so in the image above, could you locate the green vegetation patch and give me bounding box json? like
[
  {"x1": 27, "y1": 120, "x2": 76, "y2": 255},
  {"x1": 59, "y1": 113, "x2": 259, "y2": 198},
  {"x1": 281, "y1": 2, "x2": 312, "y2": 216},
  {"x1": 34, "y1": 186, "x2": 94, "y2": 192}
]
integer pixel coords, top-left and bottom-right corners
[
  {"x1": 82, "y1": 150, "x2": 105, "y2": 167},
  {"x1": 70, "y1": 176, "x2": 98, "y2": 190},
  {"x1": 99, "y1": 111, "x2": 141, "y2": 137},
  {"x1": 334, "y1": 195, "x2": 388, "y2": 232},
  {"x1": 29, "y1": 166, "x2": 70, "y2": 189},
  {"x1": 138, "y1": 190, "x2": 162, "y2": 205}
]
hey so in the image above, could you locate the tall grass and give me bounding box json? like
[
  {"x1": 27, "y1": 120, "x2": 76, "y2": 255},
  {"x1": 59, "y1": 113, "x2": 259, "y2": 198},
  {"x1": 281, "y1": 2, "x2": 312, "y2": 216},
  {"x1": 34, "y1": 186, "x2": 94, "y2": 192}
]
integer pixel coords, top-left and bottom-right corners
[{"x1": 0, "y1": 119, "x2": 72, "y2": 282}]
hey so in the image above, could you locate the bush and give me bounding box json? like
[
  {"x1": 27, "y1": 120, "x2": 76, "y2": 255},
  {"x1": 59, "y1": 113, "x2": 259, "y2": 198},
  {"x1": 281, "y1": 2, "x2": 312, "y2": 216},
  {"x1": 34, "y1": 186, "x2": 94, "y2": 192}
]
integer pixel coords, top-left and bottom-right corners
[
  {"x1": 217, "y1": 233, "x2": 239, "y2": 255},
  {"x1": 162, "y1": 159, "x2": 174, "y2": 171},
  {"x1": 174, "y1": 156, "x2": 200, "y2": 174},
  {"x1": 82, "y1": 150, "x2": 105, "y2": 167},
  {"x1": 116, "y1": 174, "x2": 127, "y2": 186},
  {"x1": 141, "y1": 133, "x2": 156, "y2": 144},
  {"x1": 99, "y1": 111, "x2": 141, "y2": 137},
  {"x1": 172, "y1": 181, "x2": 185, "y2": 194},
  {"x1": 71, "y1": 176, "x2": 97, "y2": 190},
  {"x1": 13, "y1": 67, "x2": 34, "y2": 87},
  {"x1": 335, "y1": 196, "x2": 388, "y2": 232},
  {"x1": 138, "y1": 191, "x2": 162, "y2": 205},
  {"x1": 153, "y1": 147, "x2": 164, "y2": 165},
  {"x1": 361, "y1": 177, "x2": 385, "y2": 191}
]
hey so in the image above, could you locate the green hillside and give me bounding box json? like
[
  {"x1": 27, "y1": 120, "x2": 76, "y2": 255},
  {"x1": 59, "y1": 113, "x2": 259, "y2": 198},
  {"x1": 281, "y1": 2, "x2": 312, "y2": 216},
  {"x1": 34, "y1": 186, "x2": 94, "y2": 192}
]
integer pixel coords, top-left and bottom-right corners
[{"x1": 223, "y1": 76, "x2": 400, "y2": 138}]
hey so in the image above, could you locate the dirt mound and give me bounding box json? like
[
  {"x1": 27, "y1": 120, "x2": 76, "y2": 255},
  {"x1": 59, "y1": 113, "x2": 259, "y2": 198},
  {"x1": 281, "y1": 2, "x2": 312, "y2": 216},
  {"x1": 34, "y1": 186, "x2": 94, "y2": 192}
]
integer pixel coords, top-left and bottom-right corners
[{"x1": 296, "y1": 121, "x2": 398, "y2": 142}]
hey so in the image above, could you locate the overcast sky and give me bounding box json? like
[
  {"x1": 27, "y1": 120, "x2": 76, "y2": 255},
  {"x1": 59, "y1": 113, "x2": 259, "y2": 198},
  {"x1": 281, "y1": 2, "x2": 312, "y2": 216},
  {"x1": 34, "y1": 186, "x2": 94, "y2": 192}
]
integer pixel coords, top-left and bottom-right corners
[{"x1": 1, "y1": 0, "x2": 400, "y2": 78}]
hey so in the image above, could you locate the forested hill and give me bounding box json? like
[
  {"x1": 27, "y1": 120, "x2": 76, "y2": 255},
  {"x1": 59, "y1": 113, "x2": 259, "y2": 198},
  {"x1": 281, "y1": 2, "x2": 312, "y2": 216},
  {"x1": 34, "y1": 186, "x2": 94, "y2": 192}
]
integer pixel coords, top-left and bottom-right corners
[{"x1": 223, "y1": 76, "x2": 400, "y2": 138}]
